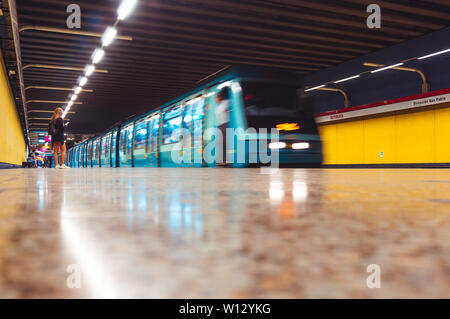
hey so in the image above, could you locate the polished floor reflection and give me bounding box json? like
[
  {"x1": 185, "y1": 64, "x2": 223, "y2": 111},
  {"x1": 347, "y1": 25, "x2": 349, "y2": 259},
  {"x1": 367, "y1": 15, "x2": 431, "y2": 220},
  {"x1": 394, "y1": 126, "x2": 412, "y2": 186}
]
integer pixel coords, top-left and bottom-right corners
[{"x1": 0, "y1": 168, "x2": 449, "y2": 298}]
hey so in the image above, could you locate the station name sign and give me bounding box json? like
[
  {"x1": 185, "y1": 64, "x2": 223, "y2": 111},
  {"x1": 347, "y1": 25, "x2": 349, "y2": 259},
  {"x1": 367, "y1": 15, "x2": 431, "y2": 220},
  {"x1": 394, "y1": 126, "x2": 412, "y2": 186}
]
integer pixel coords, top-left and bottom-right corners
[{"x1": 315, "y1": 91, "x2": 450, "y2": 124}]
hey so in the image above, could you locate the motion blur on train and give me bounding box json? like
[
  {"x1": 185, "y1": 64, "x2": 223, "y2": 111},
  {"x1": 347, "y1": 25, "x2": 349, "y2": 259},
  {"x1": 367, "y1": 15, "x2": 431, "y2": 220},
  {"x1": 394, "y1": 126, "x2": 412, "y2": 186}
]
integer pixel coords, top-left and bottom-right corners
[{"x1": 66, "y1": 66, "x2": 322, "y2": 168}]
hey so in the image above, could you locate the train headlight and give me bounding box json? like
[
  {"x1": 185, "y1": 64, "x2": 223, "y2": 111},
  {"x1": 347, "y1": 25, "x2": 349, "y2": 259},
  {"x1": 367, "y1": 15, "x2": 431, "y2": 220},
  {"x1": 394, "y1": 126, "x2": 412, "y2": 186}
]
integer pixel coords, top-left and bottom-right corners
[
  {"x1": 292, "y1": 142, "x2": 310, "y2": 150},
  {"x1": 269, "y1": 142, "x2": 286, "y2": 149}
]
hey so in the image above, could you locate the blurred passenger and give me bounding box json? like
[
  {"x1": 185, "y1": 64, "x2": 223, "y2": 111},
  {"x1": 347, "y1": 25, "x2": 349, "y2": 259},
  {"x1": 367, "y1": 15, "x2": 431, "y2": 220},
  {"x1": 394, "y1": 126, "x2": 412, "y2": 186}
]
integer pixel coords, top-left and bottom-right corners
[
  {"x1": 27, "y1": 152, "x2": 37, "y2": 168},
  {"x1": 215, "y1": 87, "x2": 231, "y2": 164},
  {"x1": 49, "y1": 107, "x2": 70, "y2": 169}
]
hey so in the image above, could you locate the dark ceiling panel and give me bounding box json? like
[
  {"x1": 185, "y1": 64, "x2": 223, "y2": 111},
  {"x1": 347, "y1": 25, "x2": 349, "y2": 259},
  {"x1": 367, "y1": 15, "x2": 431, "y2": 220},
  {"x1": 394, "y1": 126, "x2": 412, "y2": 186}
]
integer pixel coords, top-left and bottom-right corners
[{"x1": 14, "y1": 0, "x2": 450, "y2": 134}]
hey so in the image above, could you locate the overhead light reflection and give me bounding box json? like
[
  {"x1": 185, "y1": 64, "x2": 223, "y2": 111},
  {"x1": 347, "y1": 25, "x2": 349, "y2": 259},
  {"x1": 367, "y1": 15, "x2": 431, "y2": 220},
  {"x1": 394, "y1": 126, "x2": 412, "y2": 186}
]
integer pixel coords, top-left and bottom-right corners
[
  {"x1": 293, "y1": 181, "x2": 308, "y2": 202},
  {"x1": 269, "y1": 180, "x2": 284, "y2": 201}
]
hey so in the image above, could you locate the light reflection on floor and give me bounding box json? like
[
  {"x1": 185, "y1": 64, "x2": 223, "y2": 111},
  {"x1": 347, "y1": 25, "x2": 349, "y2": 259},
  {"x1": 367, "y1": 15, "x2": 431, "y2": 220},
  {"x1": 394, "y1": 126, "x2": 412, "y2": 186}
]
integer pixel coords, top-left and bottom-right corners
[{"x1": 0, "y1": 168, "x2": 449, "y2": 298}]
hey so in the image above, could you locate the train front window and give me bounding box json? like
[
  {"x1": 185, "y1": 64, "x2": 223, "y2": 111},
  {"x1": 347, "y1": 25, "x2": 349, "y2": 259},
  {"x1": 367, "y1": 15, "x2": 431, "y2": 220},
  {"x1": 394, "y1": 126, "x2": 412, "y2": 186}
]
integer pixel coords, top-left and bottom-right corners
[{"x1": 241, "y1": 82, "x2": 318, "y2": 134}]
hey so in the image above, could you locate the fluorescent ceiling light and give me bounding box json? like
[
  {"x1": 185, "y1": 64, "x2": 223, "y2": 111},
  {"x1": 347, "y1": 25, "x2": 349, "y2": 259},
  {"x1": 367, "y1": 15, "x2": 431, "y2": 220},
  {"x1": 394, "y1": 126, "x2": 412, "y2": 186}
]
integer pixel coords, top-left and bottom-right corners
[
  {"x1": 68, "y1": 101, "x2": 74, "y2": 107},
  {"x1": 304, "y1": 84, "x2": 325, "y2": 92},
  {"x1": 79, "y1": 76, "x2": 88, "y2": 86},
  {"x1": 418, "y1": 48, "x2": 450, "y2": 60},
  {"x1": 371, "y1": 63, "x2": 404, "y2": 73},
  {"x1": 85, "y1": 65, "x2": 95, "y2": 76},
  {"x1": 71, "y1": 94, "x2": 78, "y2": 101},
  {"x1": 75, "y1": 86, "x2": 82, "y2": 95},
  {"x1": 334, "y1": 75, "x2": 360, "y2": 84},
  {"x1": 91, "y1": 48, "x2": 105, "y2": 64},
  {"x1": 118, "y1": 0, "x2": 138, "y2": 20},
  {"x1": 102, "y1": 26, "x2": 117, "y2": 47}
]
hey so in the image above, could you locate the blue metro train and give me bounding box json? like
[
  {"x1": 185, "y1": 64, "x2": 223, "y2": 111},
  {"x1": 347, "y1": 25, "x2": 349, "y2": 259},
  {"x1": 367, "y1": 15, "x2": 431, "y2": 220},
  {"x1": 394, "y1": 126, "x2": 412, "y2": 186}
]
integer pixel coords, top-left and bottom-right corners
[{"x1": 66, "y1": 66, "x2": 322, "y2": 168}]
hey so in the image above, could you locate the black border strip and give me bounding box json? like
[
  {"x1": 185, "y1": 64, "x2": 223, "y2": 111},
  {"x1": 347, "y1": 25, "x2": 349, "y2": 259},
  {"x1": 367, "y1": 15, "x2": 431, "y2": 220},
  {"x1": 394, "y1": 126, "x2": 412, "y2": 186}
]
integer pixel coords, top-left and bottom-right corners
[
  {"x1": 322, "y1": 163, "x2": 450, "y2": 168},
  {"x1": 0, "y1": 162, "x2": 22, "y2": 169}
]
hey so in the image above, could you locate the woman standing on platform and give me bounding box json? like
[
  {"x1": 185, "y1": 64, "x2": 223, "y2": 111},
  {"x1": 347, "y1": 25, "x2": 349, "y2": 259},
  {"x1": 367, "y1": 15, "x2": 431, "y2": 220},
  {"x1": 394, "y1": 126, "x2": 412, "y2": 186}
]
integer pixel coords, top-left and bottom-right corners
[{"x1": 49, "y1": 107, "x2": 70, "y2": 169}]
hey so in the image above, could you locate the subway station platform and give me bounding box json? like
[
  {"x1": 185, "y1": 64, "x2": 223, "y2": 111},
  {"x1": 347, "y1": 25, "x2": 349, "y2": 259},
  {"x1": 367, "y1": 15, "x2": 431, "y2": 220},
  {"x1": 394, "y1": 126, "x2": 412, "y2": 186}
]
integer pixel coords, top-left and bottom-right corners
[{"x1": 0, "y1": 168, "x2": 449, "y2": 298}]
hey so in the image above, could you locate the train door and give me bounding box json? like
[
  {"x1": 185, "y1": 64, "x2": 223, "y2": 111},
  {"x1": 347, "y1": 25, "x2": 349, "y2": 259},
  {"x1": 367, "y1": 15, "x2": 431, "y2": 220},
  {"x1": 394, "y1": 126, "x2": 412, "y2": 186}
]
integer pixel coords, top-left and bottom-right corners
[
  {"x1": 82, "y1": 143, "x2": 87, "y2": 167},
  {"x1": 78, "y1": 146, "x2": 82, "y2": 167},
  {"x1": 160, "y1": 105, "x2": 183, "y2": 167},
  {"x1": 105, "y1": 134, "x2": 111, "y2": 167},
  {"x1": 133, "y1": 117, "x2": 150, "y2": 167},
  {"x1": 206, "y1": 82, "x2": 246, "y2": 167},
  {"x1": 80, "y1": 144, "x2": 84, "y2": 167},
  {"x1": 98, "y1": 138, "x2": 102, "y2": 167},
  {"x1": 192, "y1": 97, "x2": 206, "y2": 167},
  {"x1": 87, "y1": 141, "x2": 93, "y2": 167},
  {"x1": 119, "y1": 123, "x2": 134, "y2": 167},
  {"x1": 111, "y1": 130, "x2": 117, "y2": 167},
  {"x1": 73, "y1": 148, "x2": 77, "y2": 167},
  {"x1": 181, "y1": 101, "x2": 193, "y2": 166},
  {"x1": 149, "y1": 114, "x2": 160, "y2": 167},
  {"x1": 100, "y1": 134, "x2": 110, "y2": 167},
  {"x1": 92, "y1": 139, "x2": 99, "y2": 167}
]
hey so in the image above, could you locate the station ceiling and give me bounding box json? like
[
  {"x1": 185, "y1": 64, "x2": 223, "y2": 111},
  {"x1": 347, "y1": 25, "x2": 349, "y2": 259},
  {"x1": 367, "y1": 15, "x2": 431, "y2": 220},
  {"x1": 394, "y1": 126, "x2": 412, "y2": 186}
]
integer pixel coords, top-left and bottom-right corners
[{"x1": 13, "y1": 0, "x2": 450, "y2": 135}]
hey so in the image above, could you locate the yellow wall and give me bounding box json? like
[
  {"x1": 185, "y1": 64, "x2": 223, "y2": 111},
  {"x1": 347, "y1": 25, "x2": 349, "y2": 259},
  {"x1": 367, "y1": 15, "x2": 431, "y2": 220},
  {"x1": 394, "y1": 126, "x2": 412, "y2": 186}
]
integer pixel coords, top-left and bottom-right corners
[
  {"x1": 319, "y1": 105, "x2": 450, "y2": 164},
  {"x1": 0, "y1": 51, "x2": 26, "y2": 166}
]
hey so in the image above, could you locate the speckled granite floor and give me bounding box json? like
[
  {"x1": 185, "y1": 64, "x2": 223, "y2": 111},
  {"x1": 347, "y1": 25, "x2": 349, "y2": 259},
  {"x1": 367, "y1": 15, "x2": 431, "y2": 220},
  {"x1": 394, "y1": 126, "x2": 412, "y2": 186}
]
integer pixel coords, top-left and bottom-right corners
[{"x1": 0, "y1": 168, "x2": 449, "y2": 298}]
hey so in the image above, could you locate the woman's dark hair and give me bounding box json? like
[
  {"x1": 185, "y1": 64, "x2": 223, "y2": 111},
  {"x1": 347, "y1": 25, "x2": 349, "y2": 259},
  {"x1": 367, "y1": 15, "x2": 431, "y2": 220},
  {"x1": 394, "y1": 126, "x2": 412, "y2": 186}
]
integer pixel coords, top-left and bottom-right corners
[{"x1": 217, "y1": 87, "x2": 230, "y2": 101}]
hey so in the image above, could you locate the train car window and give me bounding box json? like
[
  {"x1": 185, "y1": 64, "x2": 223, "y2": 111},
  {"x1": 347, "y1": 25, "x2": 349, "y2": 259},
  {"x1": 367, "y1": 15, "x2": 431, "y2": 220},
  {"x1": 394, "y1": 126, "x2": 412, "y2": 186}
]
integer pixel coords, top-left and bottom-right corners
[
  {"x1": 163, "y1": 106, "x2": 182, "y2": 144},
  {"x1": 146, "y1": 118, "x2": 153, "y2": 153},
  {"x1": 93, "y1": 142, "x2": 97, "y2": 161},
  {"x1": 112, "y1": 132, "x2": 117, "y2": 159},
  {"x1": 151, "y1": 115, "x2": 160, "y2": 152},
  {"x1": 106, "y1": 135, "x2": 110, "y2": 159},
  {"x1": 183, "y1": 103, "x2": 193, "y2": 130},
  {"x1": 193, "y1": 98, "x2": 205, "y2": 147},
  {"x1": 97, "y1": 140, "x2": 100, "y2": 160},
  {"x1": 134, "y1": 120, "x2": 148, "y2": 150},
  {"x1": 241, "y1": 82, "x2": 318, "y2": 134},
  {"x1": 120, "y1": 129, "x2": 127, "y2": 153}
]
